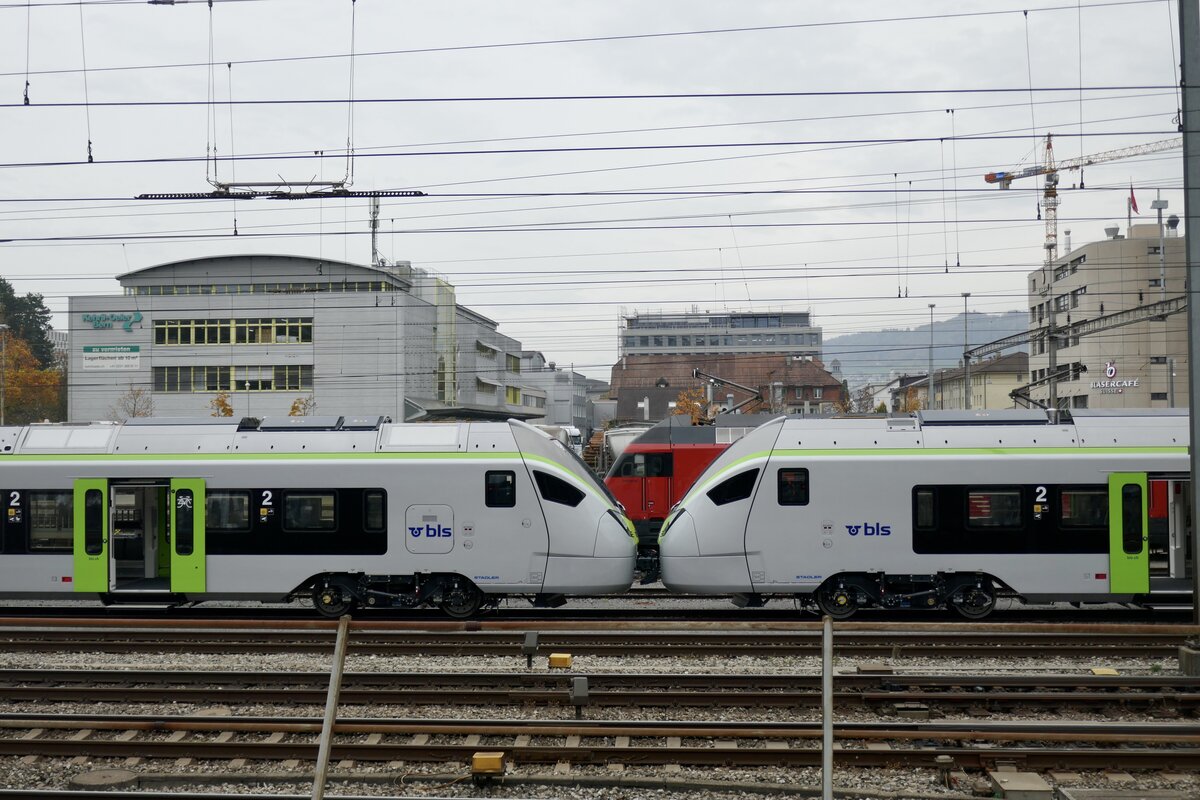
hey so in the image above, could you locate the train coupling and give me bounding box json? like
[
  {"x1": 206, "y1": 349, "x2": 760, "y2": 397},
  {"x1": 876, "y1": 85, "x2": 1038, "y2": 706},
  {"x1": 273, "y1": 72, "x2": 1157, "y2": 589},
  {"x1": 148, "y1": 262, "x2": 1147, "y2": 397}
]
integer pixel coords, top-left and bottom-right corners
[
  {"x1": 731, "y1": 593, "x2": 766, "y2": 608},
  {"x1": 531, "y1": 593, "x2": 566, "y2": 608}
]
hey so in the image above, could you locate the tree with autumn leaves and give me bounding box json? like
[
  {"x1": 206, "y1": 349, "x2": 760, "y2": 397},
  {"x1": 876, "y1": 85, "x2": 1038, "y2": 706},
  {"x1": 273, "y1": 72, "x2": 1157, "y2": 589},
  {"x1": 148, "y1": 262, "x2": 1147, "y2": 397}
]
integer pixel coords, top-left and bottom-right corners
[
  {"x1": 0, "y1": 278, "x2": 62, "y2": 424},
  {"x1": 1, "y1": 334, "x2": 62, "y2": 423}
]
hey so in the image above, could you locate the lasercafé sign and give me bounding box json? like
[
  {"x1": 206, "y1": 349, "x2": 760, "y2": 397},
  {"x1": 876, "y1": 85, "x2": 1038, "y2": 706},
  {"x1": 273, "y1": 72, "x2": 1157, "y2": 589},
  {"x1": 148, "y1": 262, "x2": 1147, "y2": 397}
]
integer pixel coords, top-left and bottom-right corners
[{"x1": 1090, "y1": 361, "x2": 1138, "y2": 394}]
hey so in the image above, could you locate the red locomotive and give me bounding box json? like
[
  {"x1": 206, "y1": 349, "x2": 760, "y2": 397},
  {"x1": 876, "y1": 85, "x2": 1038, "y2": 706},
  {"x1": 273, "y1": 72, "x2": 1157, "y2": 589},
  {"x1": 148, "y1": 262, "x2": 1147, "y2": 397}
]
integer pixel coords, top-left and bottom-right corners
[{"x1": 605, "y1": 415, "x2": 769, "y2": 577}]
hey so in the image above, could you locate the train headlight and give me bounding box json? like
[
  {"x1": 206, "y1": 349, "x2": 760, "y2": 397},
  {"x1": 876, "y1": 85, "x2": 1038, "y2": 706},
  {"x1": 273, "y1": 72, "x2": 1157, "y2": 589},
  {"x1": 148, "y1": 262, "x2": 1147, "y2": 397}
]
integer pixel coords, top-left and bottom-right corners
[{"x1": 608, "y1": 509, "x2": 637, "y2": 542}]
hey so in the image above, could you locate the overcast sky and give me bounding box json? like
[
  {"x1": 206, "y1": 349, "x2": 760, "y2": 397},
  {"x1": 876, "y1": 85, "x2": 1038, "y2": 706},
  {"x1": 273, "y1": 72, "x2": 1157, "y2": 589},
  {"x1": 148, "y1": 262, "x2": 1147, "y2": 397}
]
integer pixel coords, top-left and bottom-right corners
[{"x1": 0, "y1": 0, "x2": 1186, "y2": 380}]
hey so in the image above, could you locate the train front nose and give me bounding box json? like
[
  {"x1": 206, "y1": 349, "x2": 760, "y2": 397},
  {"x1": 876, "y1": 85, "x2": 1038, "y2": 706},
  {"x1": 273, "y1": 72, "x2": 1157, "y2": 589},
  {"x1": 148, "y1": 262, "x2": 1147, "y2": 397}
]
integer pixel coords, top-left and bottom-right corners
[
  {"x1": 659, "y1": 508, "x2": 753, "y2": 593},
  {"x1": 658, "y1": 510, "x2": 703, "y2": 591}
]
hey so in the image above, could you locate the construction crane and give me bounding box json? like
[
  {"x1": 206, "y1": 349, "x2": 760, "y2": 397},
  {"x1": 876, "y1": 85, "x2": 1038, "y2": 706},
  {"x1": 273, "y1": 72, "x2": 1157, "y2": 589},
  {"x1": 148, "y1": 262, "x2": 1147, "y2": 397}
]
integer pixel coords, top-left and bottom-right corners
[{"x1": 984, "y1": 133, "x2": 1182, "y2": 265}]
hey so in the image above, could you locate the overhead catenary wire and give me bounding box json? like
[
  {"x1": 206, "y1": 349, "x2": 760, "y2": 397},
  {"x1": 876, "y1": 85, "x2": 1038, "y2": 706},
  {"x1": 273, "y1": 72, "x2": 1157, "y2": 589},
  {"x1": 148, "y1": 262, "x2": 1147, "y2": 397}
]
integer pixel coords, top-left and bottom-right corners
[
  {"x1": 0, "y1": 1, "x2": 1180, "y2": 381},
  {"x1": 0, "y1": 0, "x2": 1167, "y2": 74}
]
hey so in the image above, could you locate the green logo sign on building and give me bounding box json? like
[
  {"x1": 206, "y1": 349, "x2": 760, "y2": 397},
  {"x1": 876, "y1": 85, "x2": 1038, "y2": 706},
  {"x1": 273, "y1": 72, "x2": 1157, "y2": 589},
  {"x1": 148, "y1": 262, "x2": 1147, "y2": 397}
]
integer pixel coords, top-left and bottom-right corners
[{"x1": 82, "y1": 311, "x2": 143, "y2": 332}]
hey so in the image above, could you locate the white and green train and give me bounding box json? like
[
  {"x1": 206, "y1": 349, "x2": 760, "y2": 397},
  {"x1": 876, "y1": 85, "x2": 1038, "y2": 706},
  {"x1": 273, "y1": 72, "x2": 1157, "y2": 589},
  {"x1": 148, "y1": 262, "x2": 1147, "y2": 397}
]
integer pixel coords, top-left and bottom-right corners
[
  {"x1": 0, "y1": 416, "x2": 637, "y2": 617},
  {"x1": 659, "y1": 409, "x2": 1192, "y2": 618}
]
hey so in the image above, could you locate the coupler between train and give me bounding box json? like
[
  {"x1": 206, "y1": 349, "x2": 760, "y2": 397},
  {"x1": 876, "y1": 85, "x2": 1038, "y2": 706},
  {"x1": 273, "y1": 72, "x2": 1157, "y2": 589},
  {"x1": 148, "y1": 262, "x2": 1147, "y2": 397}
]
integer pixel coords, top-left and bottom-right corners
[{"x1": 813, "y1": 572, "x2": 1001, "y2": 620}]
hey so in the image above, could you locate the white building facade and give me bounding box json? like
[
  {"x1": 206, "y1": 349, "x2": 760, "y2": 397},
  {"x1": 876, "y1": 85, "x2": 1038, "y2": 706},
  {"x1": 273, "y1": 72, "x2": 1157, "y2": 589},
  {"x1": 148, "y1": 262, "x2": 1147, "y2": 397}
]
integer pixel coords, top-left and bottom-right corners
[{"x1": 1026, "y1": 224, "x2": 1187, "y2": 410}]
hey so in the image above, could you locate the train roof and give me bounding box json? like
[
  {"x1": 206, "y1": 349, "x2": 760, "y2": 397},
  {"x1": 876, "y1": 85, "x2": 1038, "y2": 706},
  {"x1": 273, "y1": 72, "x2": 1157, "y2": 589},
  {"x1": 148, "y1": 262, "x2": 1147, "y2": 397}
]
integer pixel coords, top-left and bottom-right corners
[
  {"x1": 0, "y1": 417, "x2": 537, "y2": 456},
  {"x1": 767, "y1": 408, "x2": 1188, "y2": 450},
  {"x1": 626, "y1": 414, "x2": 775, "y2": 447}
]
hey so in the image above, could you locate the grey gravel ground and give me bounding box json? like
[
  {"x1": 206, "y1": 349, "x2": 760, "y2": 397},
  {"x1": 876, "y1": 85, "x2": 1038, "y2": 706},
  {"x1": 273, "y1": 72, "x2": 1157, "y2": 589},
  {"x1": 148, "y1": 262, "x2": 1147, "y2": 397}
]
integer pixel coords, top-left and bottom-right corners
[{"x1": 0, "y1": 596, "x2": 1195, "y2": 797}]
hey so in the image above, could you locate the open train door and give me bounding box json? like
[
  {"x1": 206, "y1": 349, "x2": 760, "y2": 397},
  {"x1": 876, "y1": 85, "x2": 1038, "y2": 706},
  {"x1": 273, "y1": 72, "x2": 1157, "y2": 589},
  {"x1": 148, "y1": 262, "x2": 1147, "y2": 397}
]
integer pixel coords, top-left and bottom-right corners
[
  {"x1": 1108, "y1": 472, "x2": 1149, "y2": 594},
  {"x1": 72, "y1": 479, "x2": 109, "y2": 592},
  {"x1": 169, "y1": 478, "x2": 205, "y2": 593}
]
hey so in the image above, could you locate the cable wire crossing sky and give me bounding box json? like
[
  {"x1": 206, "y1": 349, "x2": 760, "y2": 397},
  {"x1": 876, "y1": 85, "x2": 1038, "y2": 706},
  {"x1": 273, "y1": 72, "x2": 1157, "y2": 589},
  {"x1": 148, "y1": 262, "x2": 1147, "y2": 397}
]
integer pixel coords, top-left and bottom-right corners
[{"x1": 0, "y1": 0, "x2": 1186, "y2": 380}]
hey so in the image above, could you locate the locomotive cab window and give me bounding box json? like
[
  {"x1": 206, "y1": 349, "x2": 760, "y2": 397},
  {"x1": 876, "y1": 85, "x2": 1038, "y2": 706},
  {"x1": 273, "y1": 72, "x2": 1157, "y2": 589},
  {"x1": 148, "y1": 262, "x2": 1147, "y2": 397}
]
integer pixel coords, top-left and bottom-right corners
[
  {"x1": 616, "y1": 453, "x2": 672, "y2": 478},
  {"x1": 777, "y1": 468, "x2": 809, "y2": 506},
  {"x1": 485, "y1": 471, "x2": 516, "y2": 508},
  {"x1": 283, "y1": 492, "x2": 336, "y2": 532},
  {"x1": 966, "y1": 489, "x2": 1022, "y2": 529},
  {"x1": 707, "y1": 469, "x2": 760, "y2": 506},
  {"x1": 533, "y1": 470, "x2": 584, "y2": 507}
]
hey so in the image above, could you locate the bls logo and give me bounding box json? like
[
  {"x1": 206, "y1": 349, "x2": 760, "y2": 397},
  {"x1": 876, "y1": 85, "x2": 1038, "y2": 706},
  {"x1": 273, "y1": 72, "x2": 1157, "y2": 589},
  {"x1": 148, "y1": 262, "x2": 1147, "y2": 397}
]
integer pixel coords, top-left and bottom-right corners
[
  {"x1": 845, "y1": 523, "x2": 891, "y2": 536},
  {"x1": 409, "y1": 524, "x2": 453, "y2": 538}
]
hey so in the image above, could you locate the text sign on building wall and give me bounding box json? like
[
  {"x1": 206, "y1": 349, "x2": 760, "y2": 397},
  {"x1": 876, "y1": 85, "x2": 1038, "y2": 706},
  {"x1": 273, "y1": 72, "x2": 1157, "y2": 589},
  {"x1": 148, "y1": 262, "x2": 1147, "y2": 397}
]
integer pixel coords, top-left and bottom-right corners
[
  {"x1": 82, "y1": 311, "x2": 142, "y2": 332},
  {"x1": 82, "y1": 345, "x2": 140, "y2": 370}
]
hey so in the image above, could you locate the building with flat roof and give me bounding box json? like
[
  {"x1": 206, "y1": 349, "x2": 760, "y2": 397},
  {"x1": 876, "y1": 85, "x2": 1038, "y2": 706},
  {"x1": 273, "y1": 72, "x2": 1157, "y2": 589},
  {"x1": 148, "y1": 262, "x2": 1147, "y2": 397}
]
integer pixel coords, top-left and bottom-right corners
[
  {"x1": 619, "y1": 310, "x2": 821, "y2": 360},
  {"x1": 1026, "y1": 224, "x2": 1187, "y2": 410},
  {"x1": 68, "y1": 254, "x2": 541, "y2": 422}
]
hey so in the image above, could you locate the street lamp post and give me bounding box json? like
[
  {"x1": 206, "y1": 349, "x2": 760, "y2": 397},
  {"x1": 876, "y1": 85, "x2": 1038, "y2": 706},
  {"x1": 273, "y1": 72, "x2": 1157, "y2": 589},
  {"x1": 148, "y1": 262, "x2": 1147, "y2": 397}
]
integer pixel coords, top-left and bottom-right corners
[{"x1": 927, "y1": 304, "x2": 936, "y2": 410}]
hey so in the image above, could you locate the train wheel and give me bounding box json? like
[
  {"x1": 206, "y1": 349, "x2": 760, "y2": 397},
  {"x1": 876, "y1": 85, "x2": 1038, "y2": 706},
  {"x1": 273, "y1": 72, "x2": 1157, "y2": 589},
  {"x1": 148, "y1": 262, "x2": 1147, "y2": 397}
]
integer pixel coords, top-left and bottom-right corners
[
  {"x1": 952, "y1": 586, "x2": 995, "y2": 620},
  {"x1": 312, "y1": 584, "x2": 357, "y2": 618},
  {"x1": 816, "y1": 585, "x2": 858, "y2": 620},
  {"x1": 439, "y1": 583, "x2": 484, "y2": 619}
]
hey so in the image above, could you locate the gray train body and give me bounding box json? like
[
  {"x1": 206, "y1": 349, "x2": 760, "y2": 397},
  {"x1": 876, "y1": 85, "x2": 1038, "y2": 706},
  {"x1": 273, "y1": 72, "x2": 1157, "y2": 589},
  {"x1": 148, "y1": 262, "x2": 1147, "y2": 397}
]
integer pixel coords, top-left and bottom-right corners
[
  {"x1": 0, "y1": 416, "x2": 636, "y2": 617},
  {"x1": 659, "y1": 410, "x2": 1192, "y2": 617}
]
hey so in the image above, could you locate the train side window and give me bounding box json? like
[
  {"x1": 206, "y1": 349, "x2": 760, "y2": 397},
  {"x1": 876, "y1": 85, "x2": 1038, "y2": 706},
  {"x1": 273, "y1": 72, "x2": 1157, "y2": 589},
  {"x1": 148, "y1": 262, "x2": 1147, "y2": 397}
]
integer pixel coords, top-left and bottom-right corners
[
  {"x1": 965, "y1": 489, "x2": 1022, "y2": 528},
  {"x1": 913, "y1": 488, "x2": 935, "y2": 529},
  {"x1": 1059, "y1": 487, "x2": 1108, "y2": 528},
  {"x1": 533, "y1": 470, "x2": 585, "y2": 507},
  {"x1": 364, "y1": 490, "x2": 386, "y2": 532},
  {"x1": 84, "y1": 489, "x2": 104, "y2": 555},
  {"x1": 1121, "y1": 484, "x2": 1143, "y2": 554},
  {"x1": 283, "y1": 492, "x2": 336, "y2": 532},
  {"x1": 485, "y1": 471, "x2": 516, "y2": 508},
  {"x1": 777, "y1": 468, "x2": 809, "y2": 506},
  {"x1": 707, "y1": 469, "x2": 760, "y2": 506},
  {"x1": 205, "y1": 491, "x2": 251, "y2": 533},
  {"x1": 29, "y1": 491, "x2": 72, "y2": 551}
]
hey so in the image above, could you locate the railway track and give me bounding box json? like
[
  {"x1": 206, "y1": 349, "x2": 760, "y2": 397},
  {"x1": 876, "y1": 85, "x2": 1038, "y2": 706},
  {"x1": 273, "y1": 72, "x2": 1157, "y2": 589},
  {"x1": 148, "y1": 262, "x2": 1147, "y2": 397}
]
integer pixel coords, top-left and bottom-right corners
[
  {"x1": 2, "y1": 668, "x2": 1197, "y2": 712},
  {"x1": 0, "y1": 618, "x2": 1193, "y2": 658},
  {"x1": 2, "y1": 713, "x2": 1199, "y2": 771},
  {"x1": 1, "y1": 617, "x2": 1196, "y2": 796}
]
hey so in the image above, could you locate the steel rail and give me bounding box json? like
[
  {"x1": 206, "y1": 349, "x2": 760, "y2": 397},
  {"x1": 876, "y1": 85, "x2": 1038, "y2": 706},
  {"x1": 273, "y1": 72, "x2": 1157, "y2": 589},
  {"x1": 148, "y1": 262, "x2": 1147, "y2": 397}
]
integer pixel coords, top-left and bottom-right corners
[
  {"x1": 1, "y1": 715, "x2": 1198, "y2": 769},
  {"x1": 1, "y1": 669, "x2": 1195, "y2": 710},
  {"x1": 0, "y1": 626, "x2": 1189, "y2": 657}
]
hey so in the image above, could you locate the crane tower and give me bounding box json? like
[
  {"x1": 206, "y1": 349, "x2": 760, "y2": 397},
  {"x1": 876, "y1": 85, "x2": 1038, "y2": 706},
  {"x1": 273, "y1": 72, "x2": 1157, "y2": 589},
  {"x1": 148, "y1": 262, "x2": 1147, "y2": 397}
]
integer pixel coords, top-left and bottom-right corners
[{"x1": 984, "y1": 133, "x2": 1182, "y2": 265}]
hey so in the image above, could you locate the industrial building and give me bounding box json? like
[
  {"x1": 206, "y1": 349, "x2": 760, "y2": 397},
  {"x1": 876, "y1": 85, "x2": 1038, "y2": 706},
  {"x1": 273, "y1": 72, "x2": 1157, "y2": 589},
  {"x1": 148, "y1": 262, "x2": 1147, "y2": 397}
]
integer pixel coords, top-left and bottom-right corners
[{"x1": 67, "y1": 254, "x2": 546, "y2": 423}]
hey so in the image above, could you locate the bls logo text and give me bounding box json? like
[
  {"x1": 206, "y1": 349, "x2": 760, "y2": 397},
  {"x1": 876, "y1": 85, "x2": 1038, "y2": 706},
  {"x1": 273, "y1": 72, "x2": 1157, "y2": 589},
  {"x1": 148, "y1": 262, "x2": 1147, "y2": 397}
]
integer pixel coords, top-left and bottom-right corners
[
  {"x1": 845, "y1": 523, "x2": 891, "y2": 536},
  {"x1": 410, "y1": 524, "x2": 453, "y2": 538}
]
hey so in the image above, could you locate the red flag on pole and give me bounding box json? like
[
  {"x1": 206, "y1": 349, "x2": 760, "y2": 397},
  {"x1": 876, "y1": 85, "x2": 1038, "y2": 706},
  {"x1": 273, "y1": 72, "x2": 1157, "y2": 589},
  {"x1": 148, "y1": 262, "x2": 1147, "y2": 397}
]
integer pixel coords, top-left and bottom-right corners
[{"x1": 1130, "y1": 184, "x2": 1140, "y2": 214}]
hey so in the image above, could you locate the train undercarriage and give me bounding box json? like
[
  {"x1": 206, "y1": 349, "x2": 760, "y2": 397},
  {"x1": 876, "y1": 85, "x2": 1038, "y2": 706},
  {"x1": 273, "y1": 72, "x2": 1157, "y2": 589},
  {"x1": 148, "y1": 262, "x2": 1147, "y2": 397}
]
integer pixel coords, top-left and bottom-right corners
[{"x1": 305, "y1": 573, "x2": 566, "y2": 619}]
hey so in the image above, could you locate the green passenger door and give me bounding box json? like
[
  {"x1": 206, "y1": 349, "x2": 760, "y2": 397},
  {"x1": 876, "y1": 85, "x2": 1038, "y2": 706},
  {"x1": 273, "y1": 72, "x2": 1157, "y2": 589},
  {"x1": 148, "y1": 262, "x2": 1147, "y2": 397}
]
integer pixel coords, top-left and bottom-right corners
[
  {"x1": 72, "y1": 479, "x2": 109, "y2": 592},
  {"x1": 169, "y1": 478, "x2": 206, "y2": 593},
  {"x1": 1108, "y1": 472, "x2": 1149, "y2": 594}
]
